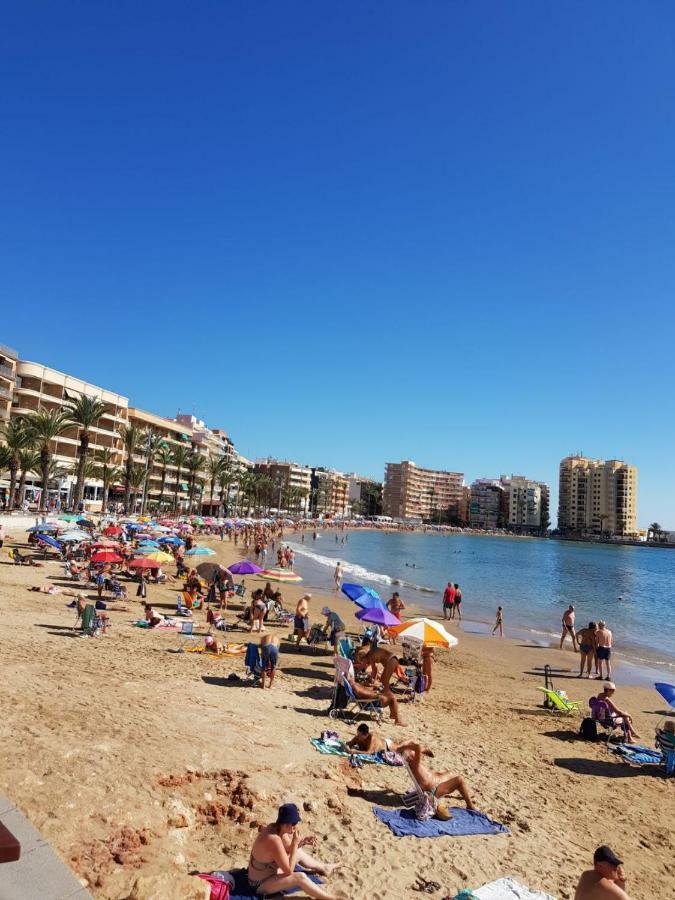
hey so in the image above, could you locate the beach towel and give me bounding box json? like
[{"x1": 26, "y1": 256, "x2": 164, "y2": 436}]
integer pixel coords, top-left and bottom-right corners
[
  {"x1": 133, "y1": 619, "x2": 182, "y2": 630},
  {"x1": 244, "y1": 643, "x2": 261, "y2": 672},
  {"x1": 209, "y1": 867, "x2": 321, "y2": 899},
  {"x1": 309, "y1": 738, "x2": 402, "y2": 765},
  {"x1": 373, "y1": 806, "x2": 509, "y2": 838},
  {"x1": 608, "y1": 743, "x2": 662, "y2": 766},
  {"x1": 187, "y1": 644, "x2": 247, "y2": 657},
  {"x1": 460, "y1": 876, "x2": 555, "y2": 900}
]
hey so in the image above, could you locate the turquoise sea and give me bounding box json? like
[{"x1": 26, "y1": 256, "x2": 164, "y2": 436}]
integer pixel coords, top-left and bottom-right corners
[{"x1": 286, "y1": 531, "x2": 675, "y2": 671}]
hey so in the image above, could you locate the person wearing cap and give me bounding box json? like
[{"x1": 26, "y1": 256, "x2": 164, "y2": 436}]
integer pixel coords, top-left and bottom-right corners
[
  {"x1": 575, "y1": 845, "x2": 630, "y2": 898},
  {"x1": 246, "y1": 803, "x2": 342, "y2": 899},
  {"x1": 321, "y1": 607, "x2": 345, "y2": 650},
  {"x1": 594, "y1": 683, "x2": 641, "y2": 743}
]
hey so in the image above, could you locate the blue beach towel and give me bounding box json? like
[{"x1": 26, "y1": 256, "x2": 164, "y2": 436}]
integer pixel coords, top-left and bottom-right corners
[
  {"x1": 373, "y1": 806, "x2": 509, "y2": 838},
  {"x1": 609, "y1": 743, "x2": 662, "y2": 766},
  {"x1": 244, "y1": 642, "x2": 261, "y2": 672}
]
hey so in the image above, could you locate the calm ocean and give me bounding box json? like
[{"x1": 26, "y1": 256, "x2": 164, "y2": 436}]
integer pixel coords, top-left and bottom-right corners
[{"x1": 286, "y1": 531, "x2": 675, "y2": 670}]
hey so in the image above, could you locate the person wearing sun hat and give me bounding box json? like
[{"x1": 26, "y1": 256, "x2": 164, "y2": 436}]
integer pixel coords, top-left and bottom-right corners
[
  {"x1": 575, "y1": 845, "x2": 630, "y2": 898},
  {"x1": 246, "y1": 803, "x2": 341, "y2": 899}
]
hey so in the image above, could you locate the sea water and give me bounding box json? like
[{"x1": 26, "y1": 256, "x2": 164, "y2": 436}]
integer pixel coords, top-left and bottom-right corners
[{"x1": 286, "y1": 531, "x2": 675, "y2": 670}]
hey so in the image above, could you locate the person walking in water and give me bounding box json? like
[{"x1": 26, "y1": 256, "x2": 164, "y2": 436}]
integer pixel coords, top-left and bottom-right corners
[
  {"x1": 442, "y1": 582, "x2": 455, "y2": 620},
  {"x1": 492, "y1": 606, "x2": 504, "y2": 637},
  {"x1": 560, "y1": 604, "x2": 578, "y2": 651},
  {"x1": 333, "y1": 562, "x2": 342, "y2": 590}
]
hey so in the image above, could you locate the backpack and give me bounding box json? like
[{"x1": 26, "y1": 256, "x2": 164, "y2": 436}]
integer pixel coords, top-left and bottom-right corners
[
  {"x1": 579, "y1": 717, "x2": 598, "y2": 741},
  {"x1": 329, "y1": 683, "x2": 348, "y2": 712},
  {"x1": 414, "y1": 672, "x2": 428, "y2": 694}
]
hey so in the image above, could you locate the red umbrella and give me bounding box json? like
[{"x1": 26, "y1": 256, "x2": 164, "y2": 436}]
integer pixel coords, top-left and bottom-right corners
[
  {"x1": 91, "y1": 551, "x2": 124, "y2": 564},
  {"x1": 92, "y1": 540, "x2": 119, "y2": 549},
  {"x1": 128, "y1": 557, "x2": 159, "y2": 569},
  {"x1": 103, "y1": 526, "x2": 123, "y2": 536}
]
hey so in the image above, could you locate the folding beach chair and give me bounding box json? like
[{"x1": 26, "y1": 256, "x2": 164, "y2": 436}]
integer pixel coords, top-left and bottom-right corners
[
  {"x1": 176, "y1": 621, "x2": 197, "y2": 652},
  {"x1": 328, "y1": 657, "x2": 383, "y2": 723},
  {"x1": 537, "y1": 687, "x2": 581, "y2": 714},
  {"x1": 79, "y1": 604, "x2": 105, "y2": 637},
  {"x1": 655, "y1": 729, "x2": 675, "y2": 776},
  {"x1": 336, "y1": 637, "x2": 355, "y2": 660}
]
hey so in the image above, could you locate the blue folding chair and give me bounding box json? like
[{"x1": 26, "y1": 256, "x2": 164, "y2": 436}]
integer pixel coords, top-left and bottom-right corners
[{"x1": 177, "y1": 621, "x2": 197, "y2": 652}]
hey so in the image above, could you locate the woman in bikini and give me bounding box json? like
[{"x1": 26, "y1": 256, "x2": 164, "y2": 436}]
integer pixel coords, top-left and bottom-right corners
[{"x1": 247, "y1": 803, "x2": 343, "y2": 899}]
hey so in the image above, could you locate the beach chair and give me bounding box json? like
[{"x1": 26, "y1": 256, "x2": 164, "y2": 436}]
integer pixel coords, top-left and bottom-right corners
[
  {"x1": 537, "y1": 687, "x2": 581, "y2": 714},
  {"x1": 79, "y1": 604, "x2": 100, "y2": 637},
  {"x1": 307, "y1": 623, "x2": 329, "y2": 653},
  {"x1": 176, "y1": 621, "x2": 197, "y2": 652},
  {"x1": 336, "y1": 637, "x2": 354, "y2": 660},
  {"x1": 655, "y1": 728, "x2": 675, "y2": 776},
  {"x1": 329, "y1": 658, "x2": 383, "y2": 723},
  {"x1": 234, "y1": 582, "x2": 246, "y2": 599}
]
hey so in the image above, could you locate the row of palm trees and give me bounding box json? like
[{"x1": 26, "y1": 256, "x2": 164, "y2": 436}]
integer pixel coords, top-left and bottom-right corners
[{"x1": 1, "y1": 399, "x2": 310, "y2": 517}]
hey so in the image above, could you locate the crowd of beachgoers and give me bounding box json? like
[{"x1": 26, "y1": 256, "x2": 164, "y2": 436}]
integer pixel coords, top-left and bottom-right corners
[{"x1": 1, "y1": 511, "x2": 673, "y2": 899}]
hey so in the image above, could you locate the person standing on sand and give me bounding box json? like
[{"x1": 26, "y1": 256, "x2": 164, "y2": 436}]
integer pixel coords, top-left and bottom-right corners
[
  {"x1": 260, "y1": 634, "x2": 280, "y2": 689},
  {"x1": 334, "y1": 562, "x2": 342, "y2": 590},
  {"x1": 294, "y1": 593, "x2": 311, "y2": 645},
  {"x1": 421, "y1": 646, "x2": 434, "y2": 691},
  {"x1": 576, "y1": 621, "x2": 597, "y2": 677},
  {"x1": 492, "y1": 606, "x2": 504, "y2": 637},
  {"x1": 442, "y1": 582, "x2": 455, "y2": 620},
  {"x1": 560, "y1": 604, "x2": 578, "y2": 651},
  {"x1": 575, "y1": 845, "x2": 630, "y2": 899},
  {"x1": 451, "y1": 583, "x2": 462, "y2": 620},
  {"x1": 595, "y1": 620, "x2": 613, "y2": 679}
]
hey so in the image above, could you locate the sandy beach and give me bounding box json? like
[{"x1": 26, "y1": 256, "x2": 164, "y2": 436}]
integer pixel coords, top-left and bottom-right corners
[{"x1": 0, "y1": 526, "x2": 673, "y2": 900}]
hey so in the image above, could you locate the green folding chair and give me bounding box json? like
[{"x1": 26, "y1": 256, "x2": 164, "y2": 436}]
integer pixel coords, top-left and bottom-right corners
[{"x1": 537, "y1": 687, "x2": 581, "y2": 714}]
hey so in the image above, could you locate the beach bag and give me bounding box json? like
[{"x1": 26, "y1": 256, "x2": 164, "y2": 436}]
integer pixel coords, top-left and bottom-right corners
[
  {"x1": 414, "y1": 672, "x2": 428, "y2": 695},
  {"x1": 579, "y1": 717, "x2": 598, "y2": 741},
  {"x1": 194, "y1": 873, "x2": 230, "y2": 900},
  {"x1": 329, "y1": 683, "x2": 348, "y2": 712}
]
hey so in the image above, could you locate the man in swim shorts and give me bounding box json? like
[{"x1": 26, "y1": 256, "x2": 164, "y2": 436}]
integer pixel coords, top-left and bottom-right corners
[
  {"x1": 396, "y1": 740, "x2": 476, "y2": 810},
  {"x1": 575, "y1": 845, "x2": 630, "y2": 899},
  {"x1": 442, "y1": 582, "x2": 455, "y2": 620},
  {"x1": 560, "y1": 604, "x2": 578, "y2": 651},
  {"x1": 260, "y1": 634, "x2": 280, "y2": 689},
  {"x1": 294, "y1": 593, "x2": 311, "y2": 645},
  {"x1": 595, "y1": 620, "x2": 613, "y2": 679}
]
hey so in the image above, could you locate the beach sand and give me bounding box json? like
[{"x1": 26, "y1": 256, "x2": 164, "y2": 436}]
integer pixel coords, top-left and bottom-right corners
[{"x1": 0, "y1": 527, "x2": 673, "y2": 899}]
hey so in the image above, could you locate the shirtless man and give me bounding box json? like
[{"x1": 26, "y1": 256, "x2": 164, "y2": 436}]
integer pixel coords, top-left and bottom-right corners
[
  {"x1": 294, "y1": 593, "x2": 311, "y2": 645},
  {"x1": 260, "y1": 634, "x2": 280, "y2": 689},
  {"x1": 346, "y1": 674, "x2": 405, "y2": 726},
  {"x1": 560, "y1": 604, "x2": 578, "y2": 651},
  {"x1": 595, "y1": 620, "x2": 613, "y2": 679},
  {"x1": 576, "y1": 622, "x2": 597, "y2": 677},
  {"x1": 355, "y1": 639, "x2": 400, "y2": 690},
  {"x1": 396, "y1": 741, "x2": 476, "y2": 810},
  {"x1": 333, "y1": 562, "x2": 342, "y2": 590},
  {"x1": 575, "y1": 845, "x2": 630, "y2": 899},
  {"x1": 346, "y1": 723, "x2": 387, "y2": 755}
]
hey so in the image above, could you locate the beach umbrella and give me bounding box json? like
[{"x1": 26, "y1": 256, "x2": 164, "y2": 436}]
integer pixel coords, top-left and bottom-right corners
[
  {"x1": 185, "y1": 546, "x2": 216, "y2": 556},
  {"x1": 59, "y1": 514, "x2": 80, "y2": 522},
  {"x1": 91, "y1": 551, "x2": 124, "y2": 564},
  {"x1": 355, "y1": 606, "x2": 401, "y2": 627},
  {"x1": 27, "y1": 524, "x2": 58, "y2": 533},
  {"x1": 36, "y1": 534, "x2": 62, "y2": 550},
  {"x1": 257, "y1": 568, "x2": 303, "y2": 583},
  {"x1": 141, "y1": 550, "x2": 174, "y2": 564},
  {"x1": 92, "y1": 540, "x2": 119, "y2": 549},
  {"x1": 389, "y1": 618, "x2": 458, "y2": 648},
  {"x1": 655, "y1": 682, "x2": 675, "y2": 708},
  {"x1": 103, "y1": 526, "x2": 123, "y2": 536},
  {"x1": 137, "y1": 540, "x2": 159, "y2": 549},
  {"x1": 158, "y1": 535, "x2": 184, "y2": 546},
  {"x1": 128, "y1": 557, "x2": 159, "y2": 569},
  {"x1": 77, "y1": 518, "x2": 96, "y2": 528},
  {"x1": 341, "y1": 583, "x2": 385, "y2": 609},
  {"x1": 227, "y1": 560, "x2": 263, "y2": 575},
  {"x1": 59, "y1": 531, "x2": 91, "y2": 542}
]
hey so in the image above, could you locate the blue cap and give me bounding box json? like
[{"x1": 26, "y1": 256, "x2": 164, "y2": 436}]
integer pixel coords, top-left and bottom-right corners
[{"x1": 276, "y1": 803, "x2": 301, "y2": 826}]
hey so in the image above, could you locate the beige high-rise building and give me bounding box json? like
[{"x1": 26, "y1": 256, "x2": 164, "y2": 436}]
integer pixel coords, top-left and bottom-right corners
[
  {"x1": 254, "y1": 458, "x2": 312, "y2": 514},
  {"x1": 557, "y1": 455, "x2": 638, "y2": 536},
  {"x1": 0, "y1": 343, "x2": 18, "y2": 423},
  {"x1": 383, "y1": 460, "x2": 464, "y2": 522},
  {"x1": 500, "y1": 475, "x2": 550, "y2": 533}
]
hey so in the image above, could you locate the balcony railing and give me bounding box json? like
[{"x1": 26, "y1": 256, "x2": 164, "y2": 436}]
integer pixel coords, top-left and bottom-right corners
[
  {"x1": 0, "y1": 363, "x2": 16, "y2": 379},
  {"x1": 0, "y1": 386, "x2": 12, "y2": 400}
]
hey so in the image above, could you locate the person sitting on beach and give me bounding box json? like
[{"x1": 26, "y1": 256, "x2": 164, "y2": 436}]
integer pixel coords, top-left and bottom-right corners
[
  {"x1": 294, "y1": 593, "x2": 311, "y2": 645},
  {"x1": 576, "y1": 622, "x2": 597, "y2": 678},
  {"x1": 575, "y1": 845, "x2": 630, "y2": 899},
  {"x1": 591, "y1": 683, "x2": 640, "y2": 743},
  {"x1": 260, "y1": 634, "x2": 280, "y2": 689},
  {"x1": 396, "y1": 740, "x2": 476, "y2": 810},
  {"x1": 346, "y1": 673, "x2": 405, "y2": 726},
  {"x1": 355, "y1": 638, "x2": 400, "y2": 690},
  {"x1": 263, "y1": 581, "x2": 275, "y2": 600},
  {"x1": 560, "y1": 604, "x2": 578, "y2": 651},
  {"x1": 655, "y1": 719, "x2": 675, "y2": 755},
  {"x1": 246, "y1": 803, "x2": 342, "y2": 899},
  {"x1": 144, "y1": 603, "x2": 163, "y2": 628}
]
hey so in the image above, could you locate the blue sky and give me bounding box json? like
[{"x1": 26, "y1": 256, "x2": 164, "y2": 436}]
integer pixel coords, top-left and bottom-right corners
[{"x1": 1, "y1": 2, "x2": 674, "y2": 525}]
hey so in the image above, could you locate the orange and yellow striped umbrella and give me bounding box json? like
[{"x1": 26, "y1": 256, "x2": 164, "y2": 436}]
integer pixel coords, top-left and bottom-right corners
[
  {"x1": 257, "y1": 568, "x2": 303, "y2": 583},
  {"x1": 389, "y1": 618, "x2": 458, "y2": 648}
]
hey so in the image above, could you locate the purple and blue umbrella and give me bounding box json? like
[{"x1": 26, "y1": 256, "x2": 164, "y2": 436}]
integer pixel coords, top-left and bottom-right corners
[
  {"x1": 355, "y1": 606, "x2": 401, "y2": 627},
  {"x1": 227, "y1": 560, "x2": 264, "y2": 575},
  {"x1": 37, "y1": 533, "x2": 62, "y2": 550},
  {"x1": 341, "y1": 583, "x2": 384, "y2": 609},
  {"x1": 655, "y1": 682, "x2": 675, "y2": 708}
]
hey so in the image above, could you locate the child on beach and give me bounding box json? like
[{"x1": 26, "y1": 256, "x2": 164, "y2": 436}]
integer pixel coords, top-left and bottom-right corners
[{"x1": 492, "y1": 606, "x2": 503, "y2": 637}]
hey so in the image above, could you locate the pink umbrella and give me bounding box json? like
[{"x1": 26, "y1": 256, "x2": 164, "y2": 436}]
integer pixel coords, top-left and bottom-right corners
[
  {"x1": 128, "y1": 557, "x2": 159, "y2": 569},
  {"x1": 91, "y1": 551, "x2": 124, "y2": 564}
]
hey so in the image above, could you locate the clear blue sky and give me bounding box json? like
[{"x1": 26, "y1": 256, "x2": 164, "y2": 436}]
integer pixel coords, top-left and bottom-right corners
[{"x1": 2, "y1": 2, "x2": 674, "y2": 526}]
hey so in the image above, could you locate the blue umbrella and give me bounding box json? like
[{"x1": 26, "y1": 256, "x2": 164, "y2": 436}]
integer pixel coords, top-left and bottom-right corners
[
  {"x1": 185, "y1": 546, "x2": 216, "y2": 556},
  {"x1": 341, "y1": 582, "x2": 384, "y2": 609},
  {"x1": 655, "y1": 682, "x2": 675, "y2": 708},
  {"x1": 37, "y1": 534, "x2": 62, "y2": 550},
  {"x1": 157, "y1": 536, "x2": 184, "y2": 546},
  {"x1": 137, "y1": 540, "x2": 159, "y2": 549},
  {"x1": 27, "y1": 524, "x2": 58, "y2": 533}
]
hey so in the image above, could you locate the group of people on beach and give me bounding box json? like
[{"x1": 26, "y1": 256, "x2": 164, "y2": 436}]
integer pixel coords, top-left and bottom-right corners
[{"x1": 560, "y1": 604, "x2": 615, "y2": 679}]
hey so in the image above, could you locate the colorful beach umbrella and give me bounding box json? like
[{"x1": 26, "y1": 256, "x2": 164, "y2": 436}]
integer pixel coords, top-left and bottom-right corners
[
  {"x1": 341, "y1": 583, "x2": 384, "y2": 609},
  {"x1": 27, "y1": 524, "x2": 58, "y2": 533},
  {"x1": 257, "y1": 568, "x2": 303, "y2": 583},
  {"x1": 92, "y1": 540, "x2": 119, "y2": 549},
  {"x1": 655, "y1": 682, "x2": 675, "y2": 708},
  {"x1": 59, "y1": 531, "x2": 91, "y2": 542},
  {"x1": 389, "y1": 618, "x2": 458, "y2": 648},
  {"x1": 128, "y1": 557, "x2": 159, "y2": 569},
  {"x1": 103, "y1": 526, "x2": 123, "y2": 536},
  {"x1": 141, "y1": 550, "x2": 174, "y2": 564},
  {"x1": 137, "y1": 540, "x2": 159, "y2": 549},
  {"x1": 185, "y1": 546, "x2": 216, "y2": 556},
  {"x1": 91, "y1": 551, "x2": 124, "y2": 564},
  {"x1": 355, "y1": 606, "x2": 400, "y2": 627},
  {"x1": 227, "y1": 560, "x2": 263, "y2": 575},
  {"x1": 157, "y1": 535, "x2": 184, "y2": 546}
]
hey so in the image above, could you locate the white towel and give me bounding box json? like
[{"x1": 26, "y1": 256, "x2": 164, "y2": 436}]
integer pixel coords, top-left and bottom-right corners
[{"x1": 474, "y1": 877, "x2": 556, "y2": 900}]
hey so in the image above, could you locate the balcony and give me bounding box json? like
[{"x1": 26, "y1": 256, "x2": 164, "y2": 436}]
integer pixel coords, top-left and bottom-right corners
[
  {"x1": 0, "y1": 386, "x2": 12, "y2": 401},
  {"x1": 0, "y1": 364, "x2": 16, "y2": 380}
]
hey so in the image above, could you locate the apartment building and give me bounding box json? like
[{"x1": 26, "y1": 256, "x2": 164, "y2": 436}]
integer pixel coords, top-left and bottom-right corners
[
  {"x1": 254, "y1": 458, "x2": 312, "y2": 514},
  {"x1": 0, "y1": 343, "x2": 18, "y2": 423},
  {"x1": 382, "y1": 460, "x2": 464, "y2": 522},
  {"x1": 500, "y1": 474, "x2": 550, "y2": 533},
  {"x1": 310, "y1": 467, "x2": 350, "y2": 517},
  {"x1": 558, "y1": 455, "x2": 638, "y2": 536},
  {"x1": 469, "y1": 479, "x2": 505, "y2": 529},
  {"x1": 127, "y1": 408, "x2": 195, "y2": 512},
  {"x1": 12, "y1": 360, "x2": 128, "y2": 506},
  {"x1": 346, "y1": 474, "x2": 383, "y2": 517}
]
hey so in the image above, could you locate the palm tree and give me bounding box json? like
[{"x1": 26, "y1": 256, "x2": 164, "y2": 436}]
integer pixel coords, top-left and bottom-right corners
[
  {"x1": 186, "y1": 451, "x2": 206, "y2": 514},
  {"x1": 155, "y1": 445, "x2": 173, "y2": 512},
  {"x1": 171, "y1": 445, "x2": 190, "y2": 513},
  {"x1": 206, "y1": 456, "x2": 225, "y2": 516},
  {"x1": 140, "y1": 430, "x2": 163, "y2": 515},
  {"x1": 119, "y1": 424, "x2": 146, "y2": 514},
  {"x1": 0, "y1": 418, "x2": 32, "y2": 509},
  {"x1": 63, "y1": 395, "x2": 109, "y2": 509},
  {"x1": 0, "y1": 445, "x2": 11, "y2": 505},
  {"x1": 24, "y1": 409, "x2": 69, "y2": 511},
  {"x1": 218, "y1": 462, "x2": 238, "y2": 516},
  {"x1": 16, "y1": 448, "x2": 41, "y2": 509},
  {"x1": 94, "y1": 448, "x2": 119, "y2": 513},
  {"x1": 649, "y1": 522, "x2": 663, "y2": 543},
  {"x1": 129, "y1": 464, "x2": 147, "y2": 515}
]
